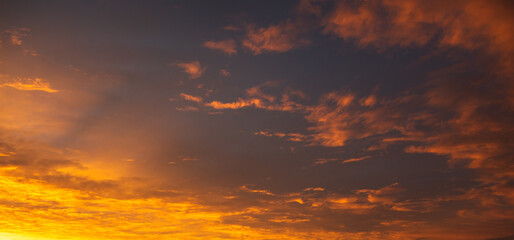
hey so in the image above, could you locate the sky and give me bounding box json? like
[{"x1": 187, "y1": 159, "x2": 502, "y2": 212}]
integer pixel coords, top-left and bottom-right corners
[{"x1": 0, "y1": 0, "x2": 513, "y2": 239}]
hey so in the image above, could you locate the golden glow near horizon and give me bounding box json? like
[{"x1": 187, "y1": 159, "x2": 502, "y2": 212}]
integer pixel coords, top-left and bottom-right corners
[
  {"x1": 1, "y1": 0, "x2": 513, "y2": 239},
  {"x1": 0, "y1": 78, "x2": 58, "y2": 93},
  {"x1": 0, "y1": 174, "x2": 364, "y2": 240}
]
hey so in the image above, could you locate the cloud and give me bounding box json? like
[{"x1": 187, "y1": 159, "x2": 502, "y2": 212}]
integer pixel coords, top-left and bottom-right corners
[
  {"x1": 307, "y1": 1, "x2": 514, "y2": 201},
  {"x1": 175, "y1": 106, "x2": 199, "y2": 112},
  {"x1": 2, "y1": 1, "x2": 512, "y2": 239},
  {"x1": 342, "y1": 156, "x2": 370, "y2": 164},
  {"x1": 203, "y1": 39, "x2": 237, "y2": 55},
  {"x1": 175, "y1": 60, "x2": 206, "y2": 79},
  {"x1": 181, "y1": 81, "x2": 307, "y2": 112},
  {"x1": 323, "y1": 0, "x2": 514, "y2": 68},
  {"x1": 185, "y1": 75, "x2": 513, "y2": 200},
  {"x1": 181, "y1": 157, "x2": 198, "y2": 161},
  {"x1": 0, "y1": 77, "x2": 58, "y2": 93},
  {"x1": 23, "y1": 49, "x2": 38, "y2": 56},
  {"x1": 205, "y1": 98, "x2": 260, "y2": 109},
  {"x1": 4, "y1": 27, "x2": 39, "y2": 56},
  {"x1": 189, "y1": 70, "x2": 513, "y2": 221},
  {"x1": 242, "y1": 21, "x2": 310, "y2": 55},
  {"x1": 303, "y1": 187, "x2": 324, "y2": 192},
  {"x1": 240, "y1": 185, "x2": 275, "y2": 196},
  {"x1": 5, "y1": 28, "x2": 30, "y2": 46},
  {"x1": 219, "y1": 69, "x2": 231, "y2": 77},
  {"x1": 254, "y1": 130, "x2": 308, "y2": 142},
  {"x1": 296, "y1": 0, "x2": 323, "y2": 17},
  {"x1": 304, "y1": 92, "x2": 406, "y2": 147},
  {"x1": 304, "y1": 82, "x2": 514, "y2": 201},
  {"x1": 179, "y1": 93, "x2": 202, "y2": 103},
  {"x1": 223, "y1": 25, "x2": 239, "y2": 31},
  {"x1": 313, "y1": 157, "x2": 338, "y2": 165}
]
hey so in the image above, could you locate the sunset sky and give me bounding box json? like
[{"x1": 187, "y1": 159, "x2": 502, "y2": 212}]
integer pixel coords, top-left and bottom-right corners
[{"x1": 1, "y1": 0, "x2": 513, "y2": 239}]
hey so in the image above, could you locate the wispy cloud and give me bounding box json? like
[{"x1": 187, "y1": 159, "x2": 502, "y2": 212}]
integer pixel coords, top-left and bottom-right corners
[
  {"x1": 181, "y1": 81, "x2": 307, "y2": 112},
  {"x1": 313, "y1": 158, "x2": 338, "y2": 165},
  {"x1": 219, "y1": 69, "x2": 231, "y2": 77},
  {"x1": 179, "y1": 93, "x2": 202, "y2": 103},
  {"x1": 203, "y1": 39, "x2": 237, "y2": 55},
  {"x1": 242, "y1": 21, "x2": 310, "y2": 55},
  {"x1": 5, "y1": 28, "x2": 30, "y2": 46},
  {"x1": 254, "y1": 130, "x2": 307, "y2": 142},
  {"x1": 4, "y1": 27, "x2": 39, "y2": 56},
  {"x1": 0, "y1": 77, "x2": 58, "y2": 93},
  {"x1": 342, "y1": 156, "x2": 370, "y2": 164},
  {"x1": 240, "y1": 185, "x2": 275, "y2": 196}
]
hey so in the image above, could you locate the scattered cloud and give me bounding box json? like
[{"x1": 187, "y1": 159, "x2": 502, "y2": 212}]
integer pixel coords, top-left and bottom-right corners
[{"x1": 190, "y1": 73, "x2": 513, "y2": 216}]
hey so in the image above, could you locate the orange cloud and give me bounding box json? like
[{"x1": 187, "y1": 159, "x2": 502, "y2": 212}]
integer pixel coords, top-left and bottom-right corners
[
  {"x1": 0, "y1": 77, "x2": 58, "y2": 93},
  {"x1": 303, "y1": 187, "x2": 324, "y2": 192},
  {"x1": 304, "y1": 92, "x2": 407, "y2": 147},
  {"x1": 242, "y1": 21, "x2": 310, "y2": 55},
  {"x1": 179, "y1": 93, "x2": 202, "y2": 103},
  {"x1": 205, "y1": 98, "x2": 260, "y2": 109},
  {"x1": 342, "y1": 156, "x2": 370, "y2": 164},
  {"x1": 203, "y1": 39, "x2": 237, "y2": 55},
  {"x1": 175, "y1": 60, "x2": 206, "y2": 79}
]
